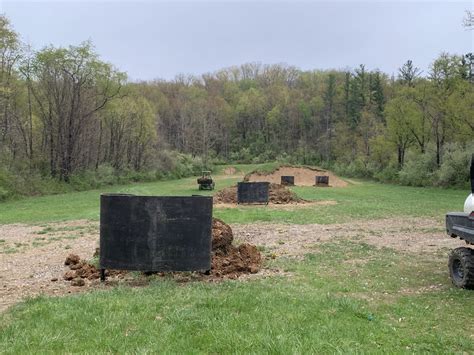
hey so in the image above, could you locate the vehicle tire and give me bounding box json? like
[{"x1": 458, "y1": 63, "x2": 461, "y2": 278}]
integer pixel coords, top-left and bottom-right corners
[{"x1": 448, "y1": 247, "x2": 474, "y2": 289}]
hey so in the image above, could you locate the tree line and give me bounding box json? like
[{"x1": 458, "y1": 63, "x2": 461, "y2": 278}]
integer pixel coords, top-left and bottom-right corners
[{"x1": 0, "y1": 15, "x2": 473, "y2": 198}]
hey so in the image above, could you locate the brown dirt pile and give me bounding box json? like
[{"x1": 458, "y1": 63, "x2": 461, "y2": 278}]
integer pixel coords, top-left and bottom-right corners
[
  {"x1": 246, "y1": 166, "x2": 348, "y2": 187},
  {"x1": 62, "y1": 219, "x2": 262, "y2": 283},
  {"x1": 63, "y1": 254, "x2": 123, "y2": 286},
  {"x1": 213, "y1": 183, "x2": 303, "y2": 204},
  {"x1": 211, "y1": 218, "x2": 262, "y2": 277},
  {"x1": 214, "y1": 186, "x2": 239, "y2": 204},
  {"x1": 268, "y1": 183, "x2": 303, "y2": 204},
  {"x1": 223, "y1": 167, "x2": 237, "y2": 175}
]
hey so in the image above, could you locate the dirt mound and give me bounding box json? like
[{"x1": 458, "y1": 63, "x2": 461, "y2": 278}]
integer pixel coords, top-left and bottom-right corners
[
  {"x1": 268, "y1": 183, "x2": 303, "y2": 204},
  {"x1": 246, "y1": 166, "x2": 348, "y2": 187},
  {"x1": 214, "y1": 186, "x2": 238, "y2": 204},
  {"x1": 212, "y1": 243, "x2": 261, "y2": 277},
  {"x1": 223, "y1": 167, "x2": 237, "y2": 175},
  {"x1": 63, "y1": 254, "x2": 123, "y2": 285},
  {"x1": 62, "y1": 219, "x2": 262, "y2": 283},
  {"x1": 64, "y1": 254, "x2": 80, "y2": 266},
  {"x1": 212, "y1": 218, "x2": 234, "y2": 253},
  {"x1": 211, "y1": 218, "x2": 262, "y2": 277},
  {"x1": 213, "y1": 183, "x2": 303, "y2": 204}
]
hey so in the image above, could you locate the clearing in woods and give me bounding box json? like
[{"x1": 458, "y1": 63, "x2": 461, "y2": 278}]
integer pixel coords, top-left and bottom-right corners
[{"x1": 0, "y1": 164, "x2": 473, "y2": 353}]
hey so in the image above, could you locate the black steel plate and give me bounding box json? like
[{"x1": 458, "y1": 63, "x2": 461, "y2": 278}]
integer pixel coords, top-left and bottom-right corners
[
  {"x1": 315, "y1": 176, "x2": 329, "y2": 186},
  {"x1": 100, "y1": 194, "x2": 212, "y2": 271},
  {"x1": 237, "y1": 182, "x2": 269, "y2": 204},
  {"x1": 281, "y1": 176, "x2": 295, "y2": 186}
]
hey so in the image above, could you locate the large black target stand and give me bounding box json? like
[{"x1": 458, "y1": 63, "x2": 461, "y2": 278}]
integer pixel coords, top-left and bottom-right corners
[
  {"x1": 99, "y1": 194, "x2": 213, "y2": 281},
  {"x1": 237, "y1": 182, "x2": 270, "y2": 205}
]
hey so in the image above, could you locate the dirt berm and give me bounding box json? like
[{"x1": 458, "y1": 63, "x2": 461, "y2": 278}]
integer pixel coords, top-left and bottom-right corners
[
  {"x1": 62, "y1": 218, "x2": 261, "y2": 284},
  {"x1": 245, "y1": 166, "x2": 348, "y2": 187},
  {"x1": 214, "y1": 183, "x2": 303, "y2": 204},
  {"x1": 211, "y1": 218, "x2": 261, "y2": 277}
]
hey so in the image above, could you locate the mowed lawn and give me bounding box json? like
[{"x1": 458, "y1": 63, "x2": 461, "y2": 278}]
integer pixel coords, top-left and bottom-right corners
[
  {"x1": 1, "y1": 164, "x2": 473, "y2": 353},
  {"x1": 0, "y1": 163, "x2": 467, "y2": 225}
]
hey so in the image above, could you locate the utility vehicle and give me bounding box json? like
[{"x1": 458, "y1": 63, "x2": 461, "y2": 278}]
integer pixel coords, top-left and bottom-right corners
[
  {"x1": 446, "y1": 155, "x2": 474, "y2": 289},
  {"x1": 197, "y1": 171, "x2": 215, "y2": 190}
]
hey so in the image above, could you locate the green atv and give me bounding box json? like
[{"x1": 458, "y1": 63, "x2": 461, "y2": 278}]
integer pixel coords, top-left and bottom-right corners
[{"x1": 197, "y1": 171, "x2": 215, "y2": 191}]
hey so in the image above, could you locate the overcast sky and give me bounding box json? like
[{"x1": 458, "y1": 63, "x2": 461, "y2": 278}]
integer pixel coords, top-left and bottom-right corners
[{"x1": 2, "y1": 0, "x2": 473, "y2": 81}]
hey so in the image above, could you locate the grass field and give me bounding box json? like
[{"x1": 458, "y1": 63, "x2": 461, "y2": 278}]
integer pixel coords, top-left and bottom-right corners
[
  {"x1": 0, "y1": 163, "x2": 467, "y2": 225},
  {"x1": 1, "y1": 164, "x2": 473, "y2": 353}
]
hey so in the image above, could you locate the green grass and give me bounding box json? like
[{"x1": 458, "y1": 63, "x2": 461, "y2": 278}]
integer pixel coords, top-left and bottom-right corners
[
  {"x1": 1, "y1": 241, "x2": 473, "y2": 353},
  {"x1": 0, "y1": 164, "x2": 468, "y2": 225},
  {"x1": 1, "y1": 163, "x2": 473, "y2": 352},
  {"x1": 0, "y1": 166, "x2": 245, "y2": 224},
  {"x1": 216, "y1": 182, "x2": 467, "y2": 224}
]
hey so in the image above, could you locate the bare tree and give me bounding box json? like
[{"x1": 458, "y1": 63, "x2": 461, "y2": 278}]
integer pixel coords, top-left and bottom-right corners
[{"x1": 24, "y1": 41, "x2": 124, "y2": 181}]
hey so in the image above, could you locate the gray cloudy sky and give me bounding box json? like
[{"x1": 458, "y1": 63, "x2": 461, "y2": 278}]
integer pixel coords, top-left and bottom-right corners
[{"x1": 2, "y1": 1, "x2": 473, "y2": 80}]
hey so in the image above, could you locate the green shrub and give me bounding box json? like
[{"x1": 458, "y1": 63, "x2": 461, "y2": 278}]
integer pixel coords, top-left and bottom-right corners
[
  {"x1": 333, "y1": 158, "x2": 371, "y2": 178},
  {"x1": 0, "y1": 186, "x2": 11, "y2": 201},
  {"x1": 435, "y1": 143, "x2": 474, "y2": 188},
  {"x1": 373, "y1": 163, "x2": 399, "y2": 183},
  {"x1": 398, "y1": 150, "x2": 437, "y2": 186}
]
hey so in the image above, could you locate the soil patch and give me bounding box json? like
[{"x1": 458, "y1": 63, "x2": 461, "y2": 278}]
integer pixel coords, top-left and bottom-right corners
[
  {"x1": 0, "y1": 220, "x2": 99, "y2": 313},
  {"x1": 231, "y1": 217, "x2": 464, "y2": 258},
  {"x1": 246, "y1": 166, "x2": 348, "y2": 187},
  {"x1": 214, "y1": 183, "x2": 305, "y2": 205}
]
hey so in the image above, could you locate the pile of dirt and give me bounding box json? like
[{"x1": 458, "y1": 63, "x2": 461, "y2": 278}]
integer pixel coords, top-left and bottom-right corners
[
  {"x1": 211, "y1": 218, "x2": 262, "y2": 277},
  {"x1": 245, "y1": 166, "x2": 348, "y2": 187},
  {"x1": 63, "y1": 254, "x2": 123, "y2": 286},
  {"x1": 214, "y1": 186, "x2": 239, "y2": 204},
  {"x1": 211, "y1": 218, "x2": 234, "y2": 253},
  {"x1": 268, "y1": 183, "x2": 303, "y2": 204},
  {"x1": 223, "y1": 167, "x2": 237, "y2": 175},
  {"x1": 62, "y1": 219, "x2": 262, "y2": 283},
  {"x1": 213, "y1": 183, "x2": 303, "y2": 204}
]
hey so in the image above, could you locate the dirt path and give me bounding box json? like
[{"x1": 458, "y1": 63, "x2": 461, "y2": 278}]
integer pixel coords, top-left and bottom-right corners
[{"x1": 0, "y1": 217, "x2": 466, "y2": 313}]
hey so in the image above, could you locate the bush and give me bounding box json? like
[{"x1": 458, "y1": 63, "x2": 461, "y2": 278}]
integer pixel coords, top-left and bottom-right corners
[
  {"x1": 435, "y1": 143, "x2": 474, "y2": 188},
  {"x1": 153, "y1": 150, "x2": 207, "y2": 179},
  {"x1": 333, "y1": 158, "x2": 372, "y2": 178},
  {"x1": 0, "y1": 186, "x2": 11, "y2": 201},
  {"x1": 373, "y1": 163, "x2": 399, "y2": 183},
  {"x1": 398, "y1": 150, "x2": 437, "y2": 186}
]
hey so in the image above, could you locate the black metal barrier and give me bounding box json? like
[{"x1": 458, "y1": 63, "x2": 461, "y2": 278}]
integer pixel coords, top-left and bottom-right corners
[
  {"x1": 237, "y1": 182, "x2": 270, "y2": 204},
  {"x1": 315, "y1": 176, "x2": 329, "y2": 186},
  {"x1": 100, "y1": 194, "x2": 212, "y2": 280},
  {"x1": 281, "y1": 176, "x2": 295, "y2": 186}
]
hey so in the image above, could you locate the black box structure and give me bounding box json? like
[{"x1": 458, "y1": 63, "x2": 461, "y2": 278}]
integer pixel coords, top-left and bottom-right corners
[
  {"x1": 237, "y1": 182, "x2": 270, "y2": 204},
  {"x1": 100, "y1": 194, "x2": 212, "y2": 275},
  {"x1": 281, "y1": 176, "x2": 295, "y2": 186},
  {"x1": 315, "y1": 176, "x2": 329, "y2": 186}
]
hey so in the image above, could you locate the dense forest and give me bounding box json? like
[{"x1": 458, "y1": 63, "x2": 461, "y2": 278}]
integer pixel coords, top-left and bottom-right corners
[{"x1": 0, "y1": 15, "x2": 473, "y2": 199}]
